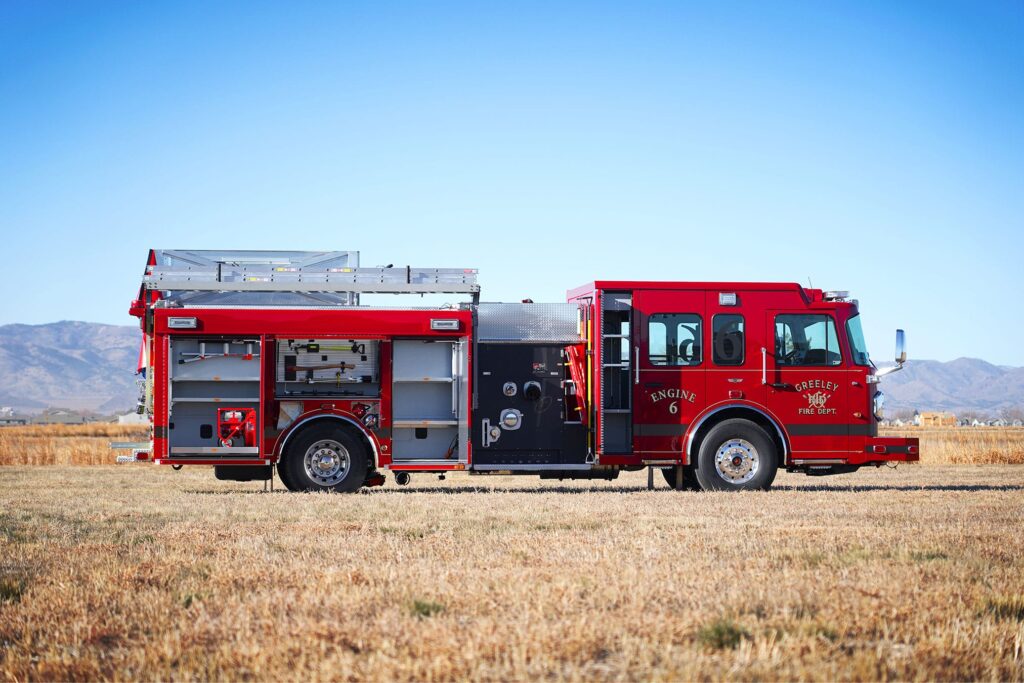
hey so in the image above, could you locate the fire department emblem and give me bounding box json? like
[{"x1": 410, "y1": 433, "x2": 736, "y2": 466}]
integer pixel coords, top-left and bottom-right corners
[
  {"x1": 805, "y1": 391, "x2": 829, "y2": 410},
  {"x1": 796, "y1": 379, "x2": 838, "y2": 416}
]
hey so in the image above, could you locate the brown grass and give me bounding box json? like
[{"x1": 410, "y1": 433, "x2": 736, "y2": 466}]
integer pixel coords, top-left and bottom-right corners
[
  {"x1": 881, "y1": 426, "x2": 1024, "y2": 465},
  {"x1": 0, "y1": 424, "x2": 148, "y2": 466},
  {"x1": 0, "y1": 465, "x2": 1022, "y2": 681}
]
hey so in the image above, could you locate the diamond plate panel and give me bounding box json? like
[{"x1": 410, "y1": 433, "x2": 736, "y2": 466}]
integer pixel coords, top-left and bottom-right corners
[{"x1": 476, "y1": 303, "x2": 582, "y2": 343}]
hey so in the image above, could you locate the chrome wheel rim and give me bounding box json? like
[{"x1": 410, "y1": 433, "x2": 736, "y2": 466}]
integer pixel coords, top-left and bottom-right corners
[
  {"x1": 714, "y1": 438, "x2": 759, "y2": 484},
  {"x1": 304, "y1": 439, "x2": 350, "y2": 487}
]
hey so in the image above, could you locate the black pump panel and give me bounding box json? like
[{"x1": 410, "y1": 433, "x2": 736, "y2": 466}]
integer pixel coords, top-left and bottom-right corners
[{"x1": 471, "y1": 343, "x2": 586, "y2": 465}]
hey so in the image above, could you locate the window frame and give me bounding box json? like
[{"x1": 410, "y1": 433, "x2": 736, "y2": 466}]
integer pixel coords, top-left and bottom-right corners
[
  {"x1": 647, "y1": 312, "x2": 703, "y2": 367},
  {"x1": 844, "y1": 313, "x2": 870, "y2": 366},
  {"x1": 773, "y1": 313, "x2": 845, "y2": 367},
  {"x1": 712, "y1": 313, "x2": 745, "y2": 366}
]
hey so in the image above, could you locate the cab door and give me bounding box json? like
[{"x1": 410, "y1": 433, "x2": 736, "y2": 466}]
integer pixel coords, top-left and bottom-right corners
[
  {"x1": 703, "y1": 291, "x2": 766, "y2": 409},
  {"x1": 632, "y1": 290, "x2": 706, "y2": 458},
  {"x1": 765, "y1": 312, "x2": 848, "y2": 460}
]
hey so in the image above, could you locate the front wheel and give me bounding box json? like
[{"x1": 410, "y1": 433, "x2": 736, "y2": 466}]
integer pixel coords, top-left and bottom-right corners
[
  {"x1": 282, "y1": 424, "x2": 369, "y2": 493},
  {"x1": 694, "y1": 419, "x2": 778, "y2": 491}
]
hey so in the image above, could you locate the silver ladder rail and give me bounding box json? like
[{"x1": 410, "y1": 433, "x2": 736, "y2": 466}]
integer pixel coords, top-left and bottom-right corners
[{"x1": 142, "y1": 250, "x2": 480, "y2": 303}]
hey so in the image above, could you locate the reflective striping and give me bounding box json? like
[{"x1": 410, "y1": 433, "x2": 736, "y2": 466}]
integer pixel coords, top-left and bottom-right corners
[
  {"x1": 786, "y1": 424, "x2": 874, "y2": 436},
  {"x1": 636, "y1": 423, "x2": 689, "y2": 436}
]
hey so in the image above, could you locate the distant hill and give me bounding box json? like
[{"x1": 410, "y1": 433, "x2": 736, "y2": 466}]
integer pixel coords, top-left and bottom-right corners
[
  {"x1": 876, "y1": 357, "x2": 1024, "y2": 414},
  {"x1": 0, "y1": 322, "x2": 1021, "y2": 417},
  {"x1": 0, "y1": 321, "x2": 139, "y2": 413}
]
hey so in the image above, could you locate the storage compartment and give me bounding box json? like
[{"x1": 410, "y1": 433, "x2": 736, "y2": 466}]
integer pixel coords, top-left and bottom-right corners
[
  {"x1": 391, "y1": 339, "x2": 467, "y2": 461},
  {"x1": 167, "y1": 337, "x2": 261, "y2": 456},
  {"x1": 391, "y1": 425, "x2": 460, "y2": 461},
  {"x1": 275, "y1": 338, "x2": 380, "y2": 398}
]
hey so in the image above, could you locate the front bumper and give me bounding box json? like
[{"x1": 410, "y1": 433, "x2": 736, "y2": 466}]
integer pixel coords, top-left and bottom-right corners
[{"x1": 858, "y1": 436, "x2": 920, "y2": 464}]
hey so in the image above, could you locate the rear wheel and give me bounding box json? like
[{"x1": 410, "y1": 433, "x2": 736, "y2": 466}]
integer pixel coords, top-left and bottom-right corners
[
  {"x1": 660, "y1": 465, "x2": 701, "y2": 491},
  {"x1": 694, "y1": 419, "x2": 778, "y2": 491},
  {"x1": 282, "y1": 424, "x2": 369, "y2": 493},
  {"x1": 276, "y1": 458, "x2": 296, "y2": 491}
]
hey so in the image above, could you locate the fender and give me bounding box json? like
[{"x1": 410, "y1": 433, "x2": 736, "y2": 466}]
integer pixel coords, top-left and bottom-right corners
[
  {"x1": 684, "y1": 400, "x2": 790, "y2": 464},
  {"x1": 275, "y1": 410, "x2": 381, "y2": 464}
]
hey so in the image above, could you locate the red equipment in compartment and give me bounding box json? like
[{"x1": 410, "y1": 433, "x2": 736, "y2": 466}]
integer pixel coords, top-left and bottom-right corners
[{"x1": 217, "y1": 408, "x2": 256, "y2": 448}]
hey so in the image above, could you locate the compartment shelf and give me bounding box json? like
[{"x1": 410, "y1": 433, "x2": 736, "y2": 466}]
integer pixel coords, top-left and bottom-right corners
[
  {"x1": 393, "y1": 377, "x2": 454, "y2": 383},
  {"x1": 171, "y1": 377, "x2": 261, "y2": 382},
  {"x1": 171, "y1": 397, "x2": 259, "y2": 403},
  {"x1": 170, "y1": 446, "x2": 260, "y2": 455}
]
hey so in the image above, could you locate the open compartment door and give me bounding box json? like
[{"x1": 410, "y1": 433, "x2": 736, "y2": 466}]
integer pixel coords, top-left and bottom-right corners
[{"x1": 390, "y1": 339, "x2": 468, "y2": 463}]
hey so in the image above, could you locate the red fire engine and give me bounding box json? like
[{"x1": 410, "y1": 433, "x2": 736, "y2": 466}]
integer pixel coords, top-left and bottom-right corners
[{"x1": 114, "y1": 249, "x2": 918, "y2": 491}]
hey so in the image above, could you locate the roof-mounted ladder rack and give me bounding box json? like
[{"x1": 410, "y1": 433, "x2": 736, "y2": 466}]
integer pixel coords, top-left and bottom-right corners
[{"x1": 140, "y1": 249, "x2": 480, "y2": 306}]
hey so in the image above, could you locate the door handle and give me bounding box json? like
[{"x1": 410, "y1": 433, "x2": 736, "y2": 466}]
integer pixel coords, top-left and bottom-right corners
[
  {"x1": 634, "y1": 346, "x2": 640, "y2": 385},
  {"x1": 762, "y1": 346, "x2": 789, "y2": 389}
]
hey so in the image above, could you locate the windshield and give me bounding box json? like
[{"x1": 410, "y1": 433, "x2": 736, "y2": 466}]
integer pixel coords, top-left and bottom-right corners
[{"x1": 845, "y1": 314, "x2": 870, "y2": 366}]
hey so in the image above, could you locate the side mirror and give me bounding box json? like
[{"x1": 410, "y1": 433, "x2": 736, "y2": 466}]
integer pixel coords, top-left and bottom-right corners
[{"x1": 895, "y1": 329, "x2": 906, "y2": 364}]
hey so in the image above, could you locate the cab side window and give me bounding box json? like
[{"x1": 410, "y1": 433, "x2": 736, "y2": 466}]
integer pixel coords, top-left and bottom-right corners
[
  {"x1": 649, "y1": 314, "x2": 702, "y2": 366},
  {"x1": 775, "y1": 314, "x2": 842, "y2": 366},
  {"x1": 713, "y1": 314, "x2": 744, "y2": 366}
]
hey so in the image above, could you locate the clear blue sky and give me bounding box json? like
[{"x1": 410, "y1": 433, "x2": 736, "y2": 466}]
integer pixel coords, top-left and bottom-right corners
[{"x1": 1, "y1": 1, "x2": 1022, "y2": 364}]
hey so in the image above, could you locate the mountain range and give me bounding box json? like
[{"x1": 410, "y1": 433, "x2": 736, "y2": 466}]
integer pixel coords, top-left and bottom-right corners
[
  {"x1": 0, "y1": 322, "x2": 140, "y2": 413},
  {"x1": 0, "y1": 321, "x2": 1021, "y2": 416},
  {"x1": 876, "y1": 357, "x2": 1024, "y2": 414}
]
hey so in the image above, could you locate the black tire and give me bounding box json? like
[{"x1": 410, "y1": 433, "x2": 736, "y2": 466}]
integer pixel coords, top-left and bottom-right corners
[
  {"x1": 660, "y1": 465, "x2": 701, "y2": 491},
  {"x1": 276, "y1": 458, "x2": 297, "y2": 491},
  {"x1": 694, "y1": 419, "x2": 778, "y2": 491},
  {"x1": 282, "y1": 423, "x2": 369, "y2": 493}
]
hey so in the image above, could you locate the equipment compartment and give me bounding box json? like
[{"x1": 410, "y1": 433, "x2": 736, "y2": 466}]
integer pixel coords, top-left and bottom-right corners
[
  {"x1": 275, "y1": 338, "x2": 380, "y2": 398},
  {"x1": 167, "y1": 337, "x2": 262, "y2": 456},
  {"x1": 391, "y1": 339, "x2": 467, "y2": 461}
]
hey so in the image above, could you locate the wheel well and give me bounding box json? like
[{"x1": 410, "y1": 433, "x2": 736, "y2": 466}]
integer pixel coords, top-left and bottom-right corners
[
  {"x1": 281, "y1": 416, "x2": 377, "y2": 468},
  {"x1": 688, "y1": 408, "x2": 787, "y2": 465}
]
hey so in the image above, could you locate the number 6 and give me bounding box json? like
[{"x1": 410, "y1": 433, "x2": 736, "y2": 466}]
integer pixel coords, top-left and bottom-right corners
[{"x1": 669, "y1": 401, "x2": 678, "y2": 415}]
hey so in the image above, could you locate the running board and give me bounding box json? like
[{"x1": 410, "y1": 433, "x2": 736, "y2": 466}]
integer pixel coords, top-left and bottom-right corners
[
  {"x1": 790, "y1": 458, "x2": 847, "y2": 466},
  {"x1": 471, "y1": 463, "x2": 593, "y2": 471}
]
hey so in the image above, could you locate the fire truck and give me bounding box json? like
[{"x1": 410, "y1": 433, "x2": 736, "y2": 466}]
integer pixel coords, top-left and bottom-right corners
[{"x1": 113, "y1": 249, "x2": 918, "y2": 492}]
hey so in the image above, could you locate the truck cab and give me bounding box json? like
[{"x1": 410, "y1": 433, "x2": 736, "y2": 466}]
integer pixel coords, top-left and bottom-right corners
[{"x1": 566, "y1": 281, "x2": 918, "y2": 489}]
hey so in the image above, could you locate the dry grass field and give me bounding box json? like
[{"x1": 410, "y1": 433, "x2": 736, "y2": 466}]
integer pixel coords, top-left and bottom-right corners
[
  {"x1": 0, "y1": 424, "x2": 149, "y2": 466},
  {"x1": 880, "y1": 426, "x2": 1024, "y2": 464},
  {"x1": 1, "y1": 425, "x2": 1023, "y2": 680},
  {"x1": 1, "y1": 461, "x2": 1023, "y2": 680}
]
